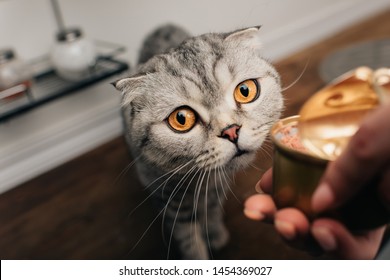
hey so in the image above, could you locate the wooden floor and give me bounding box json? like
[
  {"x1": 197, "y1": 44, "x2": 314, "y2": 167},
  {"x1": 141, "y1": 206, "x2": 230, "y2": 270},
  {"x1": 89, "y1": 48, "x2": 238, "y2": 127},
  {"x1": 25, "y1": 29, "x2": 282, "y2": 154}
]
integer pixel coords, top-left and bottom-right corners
[{"x1": 1, "y1": 10, "x2": 390, "y2": 260}]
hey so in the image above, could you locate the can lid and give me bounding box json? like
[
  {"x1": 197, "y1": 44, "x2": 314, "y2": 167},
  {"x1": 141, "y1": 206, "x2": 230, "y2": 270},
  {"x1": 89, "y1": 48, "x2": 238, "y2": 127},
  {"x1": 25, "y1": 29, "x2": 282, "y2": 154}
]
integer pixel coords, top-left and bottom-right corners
[
  {"x1": 271, "y1": 115, "x2": 328, "y2": 164},
  {"x1": 0, "y1": 49, "x2": 15, "y2": 64},
  {"x1": 56, "y1": 28, "x2": 83, "y2": 42},
  {"x1": 298, "y1": 67, "x2": 379, "y2": 161}
]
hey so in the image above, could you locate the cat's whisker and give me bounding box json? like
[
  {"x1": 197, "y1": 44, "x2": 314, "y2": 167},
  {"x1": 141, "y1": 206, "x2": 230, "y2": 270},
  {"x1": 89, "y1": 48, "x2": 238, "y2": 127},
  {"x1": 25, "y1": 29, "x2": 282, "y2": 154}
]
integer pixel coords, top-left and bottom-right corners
[
  {"x1": 249, "y1": 162, "x2": 264, "y2": 173},
  {"x1": 232, "y1": 169, "x2": 237, "y2": 184},
  {"x1": 161, "y1": 165, "x2": 197, "y2": 220},
  {"x1": 154, "y1": 163, "x2": 198, "y2": 244},
  {"x1": 281, "y1": 56, "x2": 310, "y2": 92},
  {"x1": 223, "y1": 166, "x2": 234, "y2": 185},
  {"x1": 166, "y1": 165, "x2": 199, "y2": 259},
  {"x1": 214, "y1": 166, "x2": 225, "y2": 213},
  {"x1": 217, "y1": 165, "x2": 228, "y2": 200},
  {"x1": 158, "y1": 161, "x2": 196, "y2": 199},
  {"x1": 262, "y1": 139, "x2": 275, "y2": 160},
  {"x1": 258, "y1": 145, "x2": 273, "y2": 161},
  {"x1": 126, "y1": 161, "x2": 198, "y2": 257},
  {"x1": 112, "y1": 154, "x2": 142, "y2": 187},
  {"x1": 127, "y1": 160, "x2": 195, "y2": 219},
  {"x1": 191, "y1": 169, "x2": 207, "y2": 258},
  {"x1": 204, "y1": 167, "x2": 214, "y2": 260},
  {"x1": 222, "y1": 166, "x2": 241, "y2": 203},
  {"x1": 161, "y1": 166, "x2": 192, "y2": 245},
  {"x1": 189, "y1": 169, "x2": 201, "y2": 248},
  {"x1": 175, "y1": 166, "x2": 203, "y2": 258},
  {"x1": 160, "y1": 168, "x2": 182, "y2": 201},
  {"x1": 220, "y1": 166, "x2": 232, "y2": 187},
  {"x1": 126, "y1": 198, "x2": 170, "y2": 257}
]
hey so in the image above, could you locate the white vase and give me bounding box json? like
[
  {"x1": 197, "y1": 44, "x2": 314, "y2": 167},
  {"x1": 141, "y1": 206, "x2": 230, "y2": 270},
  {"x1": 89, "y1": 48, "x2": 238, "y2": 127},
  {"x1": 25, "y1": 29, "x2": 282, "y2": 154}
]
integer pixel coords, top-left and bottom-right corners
[{"x1": 50, "y1": 28, "x2": 96, "y2": 81}]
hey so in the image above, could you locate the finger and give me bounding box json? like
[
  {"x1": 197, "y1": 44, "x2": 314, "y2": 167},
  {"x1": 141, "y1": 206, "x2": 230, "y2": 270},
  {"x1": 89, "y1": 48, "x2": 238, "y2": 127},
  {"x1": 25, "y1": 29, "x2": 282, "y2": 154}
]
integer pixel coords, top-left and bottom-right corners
[
  {"x1": 274, "y1": 208, "x2": 310, "y2": 240},
  {"x1": 244, "y1": 194, "x2": 277, "y2": 222},
  {"x1": 273, "y1": 208, "x2": 323, "y2": 255},
  {"x1": 313, "y1": 103, "x2": 390, "y2": 213},
  {"x1": 311, "y1": 219, "x2": 386, "y2": 259},
  {"x1": 255, "y1": 168, "x2": 273, "y2": 194}
]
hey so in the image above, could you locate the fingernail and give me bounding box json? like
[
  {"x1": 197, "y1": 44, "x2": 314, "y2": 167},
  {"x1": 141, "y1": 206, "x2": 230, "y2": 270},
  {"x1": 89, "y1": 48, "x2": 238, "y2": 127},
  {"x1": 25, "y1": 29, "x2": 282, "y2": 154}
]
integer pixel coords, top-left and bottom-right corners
[
  {"x1": 244, "y1": 208, "x2": 265, "y2": 221},
  {"x1": 275, "y1": 220, "x2": 296, "y2": 240},
  {"x1": 312, "y1": 226, "x2": 337, "y2": 252},
  {"x1": 312, "y1": 183, "x2": 333, "y2": 213}
]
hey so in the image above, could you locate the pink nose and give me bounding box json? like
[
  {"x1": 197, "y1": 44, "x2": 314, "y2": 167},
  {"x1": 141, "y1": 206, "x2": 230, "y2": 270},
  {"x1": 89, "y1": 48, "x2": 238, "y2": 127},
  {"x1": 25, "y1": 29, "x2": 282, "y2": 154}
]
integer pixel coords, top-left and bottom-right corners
[{"x1": 220, "y1": 124, "x2": 241, "y2": 143}]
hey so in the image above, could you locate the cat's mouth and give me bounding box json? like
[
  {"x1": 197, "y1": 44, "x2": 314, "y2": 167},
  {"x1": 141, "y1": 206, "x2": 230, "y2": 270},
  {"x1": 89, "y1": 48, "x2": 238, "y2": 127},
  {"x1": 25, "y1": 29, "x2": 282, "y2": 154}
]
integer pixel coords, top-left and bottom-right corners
[
  {"x1": 226, "y1": 146, "x2": 255, "y2": 170},
  {"x1": 234, "y1": 148, "x2": 248, "y2": 157}
]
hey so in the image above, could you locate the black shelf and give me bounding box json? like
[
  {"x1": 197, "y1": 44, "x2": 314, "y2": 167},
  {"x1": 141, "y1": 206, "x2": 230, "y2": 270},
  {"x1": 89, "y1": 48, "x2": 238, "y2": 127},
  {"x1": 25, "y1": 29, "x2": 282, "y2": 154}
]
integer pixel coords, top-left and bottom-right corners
[{"x1": 0, "y1": 56, "x2": 129, "y2": 122}]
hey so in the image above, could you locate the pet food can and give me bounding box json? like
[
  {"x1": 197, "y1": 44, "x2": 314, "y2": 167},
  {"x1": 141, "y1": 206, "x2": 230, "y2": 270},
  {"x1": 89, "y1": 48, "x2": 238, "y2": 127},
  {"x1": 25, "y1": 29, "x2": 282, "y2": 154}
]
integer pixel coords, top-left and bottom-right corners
[{"x1": 271, "y1": 115, "x2": 388, "y2": 230}]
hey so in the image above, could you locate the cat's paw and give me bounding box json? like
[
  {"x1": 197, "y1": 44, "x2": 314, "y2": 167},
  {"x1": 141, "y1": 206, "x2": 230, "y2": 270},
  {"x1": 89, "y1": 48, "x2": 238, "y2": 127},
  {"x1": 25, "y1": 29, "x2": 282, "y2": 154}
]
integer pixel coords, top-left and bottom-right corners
[
  {"x1": 208, "y1": 225, "x2": 230, "y2": 251},
  {"x1": 179, "y1": 239, "x2": 209, "y2": 260}
]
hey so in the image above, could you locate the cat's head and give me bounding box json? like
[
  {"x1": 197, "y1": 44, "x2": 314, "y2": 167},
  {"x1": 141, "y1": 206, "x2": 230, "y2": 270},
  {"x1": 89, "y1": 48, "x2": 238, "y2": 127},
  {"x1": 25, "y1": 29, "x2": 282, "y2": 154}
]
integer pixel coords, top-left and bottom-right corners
[{"x1": 114, "y1": 26, "x2": 283, "y2": 173}]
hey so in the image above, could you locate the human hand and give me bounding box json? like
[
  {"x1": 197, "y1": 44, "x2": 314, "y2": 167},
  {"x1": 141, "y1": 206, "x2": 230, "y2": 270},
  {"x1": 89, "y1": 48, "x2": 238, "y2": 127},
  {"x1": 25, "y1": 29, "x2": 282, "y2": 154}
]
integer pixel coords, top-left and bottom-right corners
[
  {"x1": 244, "y1": 169, "x2": 386, "y2": 259},
  {"x1": 244, "y1": 102, "x2": 390, "y2": 259},
  {"x1": 244, "y1": 169, "x2": 323, "y2": 255},
  {"x1": 309, "y1": 98, "x2": 390, "y2": 258}
]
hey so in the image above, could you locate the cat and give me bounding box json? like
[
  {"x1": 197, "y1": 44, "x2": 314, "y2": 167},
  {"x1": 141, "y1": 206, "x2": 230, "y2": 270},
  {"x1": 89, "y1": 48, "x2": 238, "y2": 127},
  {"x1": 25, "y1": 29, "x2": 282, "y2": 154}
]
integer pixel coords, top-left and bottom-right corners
[{"x1": 113, "y1": 24, "x2": 283, "y2": 259}]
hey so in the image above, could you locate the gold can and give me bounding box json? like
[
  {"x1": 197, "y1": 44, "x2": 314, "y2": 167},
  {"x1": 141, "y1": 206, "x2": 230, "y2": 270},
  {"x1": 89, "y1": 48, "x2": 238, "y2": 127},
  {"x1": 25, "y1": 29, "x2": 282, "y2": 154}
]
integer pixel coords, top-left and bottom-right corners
[{"x1": 271, "y1": 115, "x2": 388, "y2": 230}]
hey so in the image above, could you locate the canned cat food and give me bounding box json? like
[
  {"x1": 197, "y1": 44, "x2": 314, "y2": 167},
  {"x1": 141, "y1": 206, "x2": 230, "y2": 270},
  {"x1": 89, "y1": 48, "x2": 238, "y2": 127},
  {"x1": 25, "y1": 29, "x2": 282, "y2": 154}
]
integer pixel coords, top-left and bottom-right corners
[{"x1": 271, "y1": 115, "x2": 388, "y2": 230}]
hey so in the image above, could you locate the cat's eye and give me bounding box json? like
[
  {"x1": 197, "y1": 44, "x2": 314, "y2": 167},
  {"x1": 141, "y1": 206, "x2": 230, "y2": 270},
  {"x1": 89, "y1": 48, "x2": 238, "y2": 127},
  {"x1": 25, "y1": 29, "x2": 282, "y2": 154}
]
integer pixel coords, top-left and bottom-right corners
[
  {"x1": 167, "y1": 107, "x2": 197, "y2": 132},
  {"x1": 234, "y1": 79, "x2": 260, "y2": 104}
]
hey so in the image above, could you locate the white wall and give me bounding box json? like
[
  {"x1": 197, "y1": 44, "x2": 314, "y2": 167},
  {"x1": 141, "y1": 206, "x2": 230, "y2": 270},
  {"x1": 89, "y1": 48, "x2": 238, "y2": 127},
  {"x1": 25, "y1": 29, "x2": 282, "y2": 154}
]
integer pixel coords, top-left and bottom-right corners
[
  {"x1": 3, "y1": 0, "x2": 388, "y2": 63},
  {"x1": 1, "y1": 0, "x2": 389, "y2": 194}
]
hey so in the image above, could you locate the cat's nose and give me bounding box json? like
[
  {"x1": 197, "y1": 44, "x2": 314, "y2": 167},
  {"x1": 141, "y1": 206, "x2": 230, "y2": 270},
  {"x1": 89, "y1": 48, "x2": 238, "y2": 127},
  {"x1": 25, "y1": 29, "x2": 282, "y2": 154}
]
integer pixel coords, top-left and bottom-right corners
[{"x1": 220, "y1": 124, "x2": 241, "y2": 143}]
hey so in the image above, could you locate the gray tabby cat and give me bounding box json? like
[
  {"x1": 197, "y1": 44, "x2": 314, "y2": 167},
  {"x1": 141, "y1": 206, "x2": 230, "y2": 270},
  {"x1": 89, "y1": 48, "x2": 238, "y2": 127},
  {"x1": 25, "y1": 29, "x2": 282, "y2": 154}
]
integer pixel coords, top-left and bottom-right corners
[{"x1": 113, "y1": 24, "x2": 283, "y2": 259}]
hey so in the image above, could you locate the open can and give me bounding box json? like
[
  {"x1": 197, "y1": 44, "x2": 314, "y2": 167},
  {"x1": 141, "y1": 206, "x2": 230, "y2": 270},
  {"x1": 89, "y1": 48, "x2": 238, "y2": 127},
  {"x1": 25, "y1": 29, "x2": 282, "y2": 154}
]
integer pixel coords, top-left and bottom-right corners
[{"x1": 271, "y1": 115, "x2": 388, "y2": 230}]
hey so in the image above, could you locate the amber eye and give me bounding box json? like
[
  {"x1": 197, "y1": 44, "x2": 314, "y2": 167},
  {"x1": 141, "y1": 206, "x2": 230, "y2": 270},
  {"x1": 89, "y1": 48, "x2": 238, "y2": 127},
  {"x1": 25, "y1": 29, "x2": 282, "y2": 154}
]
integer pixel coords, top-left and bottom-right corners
[
  {"x1": 234, "y1": 79, "x2": 260, "y2": 104},
  {"x1": 167, "y1": 107, "x2": 197, "y2": 132}
]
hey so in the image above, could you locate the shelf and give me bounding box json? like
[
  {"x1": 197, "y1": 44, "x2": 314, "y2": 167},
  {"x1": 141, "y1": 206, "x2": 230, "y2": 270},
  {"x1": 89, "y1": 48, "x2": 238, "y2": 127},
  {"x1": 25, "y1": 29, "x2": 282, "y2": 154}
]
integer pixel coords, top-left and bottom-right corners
[{"x1": 0, "y1": 56, "x2": 129, "y2": 122}]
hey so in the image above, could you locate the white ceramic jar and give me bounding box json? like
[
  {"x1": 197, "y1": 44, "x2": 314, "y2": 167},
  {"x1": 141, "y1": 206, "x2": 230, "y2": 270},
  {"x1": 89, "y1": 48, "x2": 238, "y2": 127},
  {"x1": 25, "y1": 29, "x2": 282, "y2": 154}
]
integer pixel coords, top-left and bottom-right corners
[{"x1": 50, "y1": 28, "x2": 96, "y2": 81}]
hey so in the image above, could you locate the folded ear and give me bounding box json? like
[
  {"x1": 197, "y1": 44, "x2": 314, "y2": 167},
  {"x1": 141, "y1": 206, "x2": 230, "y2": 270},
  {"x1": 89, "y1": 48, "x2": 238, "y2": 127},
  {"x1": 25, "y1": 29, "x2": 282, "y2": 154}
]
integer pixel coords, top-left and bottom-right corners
[
  {"x1": 224, "y1": 26, "x2": 262, "y2": 49},
  {"x1": 111, "y1": 75, "x2": 145, "y2": 105}
]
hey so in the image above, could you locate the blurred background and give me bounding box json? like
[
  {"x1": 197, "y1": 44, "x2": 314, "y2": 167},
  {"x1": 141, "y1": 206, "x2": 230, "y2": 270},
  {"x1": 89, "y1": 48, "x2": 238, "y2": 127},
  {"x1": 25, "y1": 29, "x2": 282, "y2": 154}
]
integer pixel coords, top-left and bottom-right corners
[{"x1": 0, "y1": 0, "x2": 389, "y2": 259}]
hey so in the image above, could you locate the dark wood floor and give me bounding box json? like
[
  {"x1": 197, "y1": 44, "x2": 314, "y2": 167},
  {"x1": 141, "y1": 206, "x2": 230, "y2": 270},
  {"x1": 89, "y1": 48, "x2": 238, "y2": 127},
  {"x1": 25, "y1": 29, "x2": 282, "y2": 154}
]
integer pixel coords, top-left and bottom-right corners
[{"x1": 1, "y1": 10, "x2": 390, "y2": 260}]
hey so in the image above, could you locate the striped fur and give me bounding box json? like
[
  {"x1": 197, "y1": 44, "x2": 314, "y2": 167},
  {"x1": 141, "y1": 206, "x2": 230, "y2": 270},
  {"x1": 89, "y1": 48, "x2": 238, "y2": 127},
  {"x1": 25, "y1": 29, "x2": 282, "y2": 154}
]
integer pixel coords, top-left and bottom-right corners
[{"x1": 115, "y1": 25, "x2": 283, "y2": 259}]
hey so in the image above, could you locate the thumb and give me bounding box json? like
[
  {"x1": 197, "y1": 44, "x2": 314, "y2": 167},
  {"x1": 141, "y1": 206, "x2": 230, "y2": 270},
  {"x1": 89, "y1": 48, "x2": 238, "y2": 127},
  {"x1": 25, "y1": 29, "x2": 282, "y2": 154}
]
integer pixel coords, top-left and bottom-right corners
[
  {"x1": 312, "y1": 103, "x2": 390, "y2": 213},
  {"x1": 311, "y1": 219, "x2": 385, "y2": 259}
]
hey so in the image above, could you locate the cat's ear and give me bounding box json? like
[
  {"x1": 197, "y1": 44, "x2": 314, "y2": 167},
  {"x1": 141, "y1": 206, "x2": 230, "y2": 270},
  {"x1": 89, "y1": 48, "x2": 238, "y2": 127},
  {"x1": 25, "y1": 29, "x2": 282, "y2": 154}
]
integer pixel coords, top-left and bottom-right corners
[
  {"x1": 224, "y1": 26, "x2": 262, "y2": 49},
  {"x1": 111, "y1": 75, "x2": 145, "y2": 105}
]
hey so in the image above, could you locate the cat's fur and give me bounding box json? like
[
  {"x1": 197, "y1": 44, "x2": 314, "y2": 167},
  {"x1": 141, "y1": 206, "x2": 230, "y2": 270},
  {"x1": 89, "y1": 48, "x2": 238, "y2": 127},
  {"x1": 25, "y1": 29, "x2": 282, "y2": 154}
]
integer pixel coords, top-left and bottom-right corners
[{"x1": 113, "y1": 24, "x2": 283, "y2": 259}]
